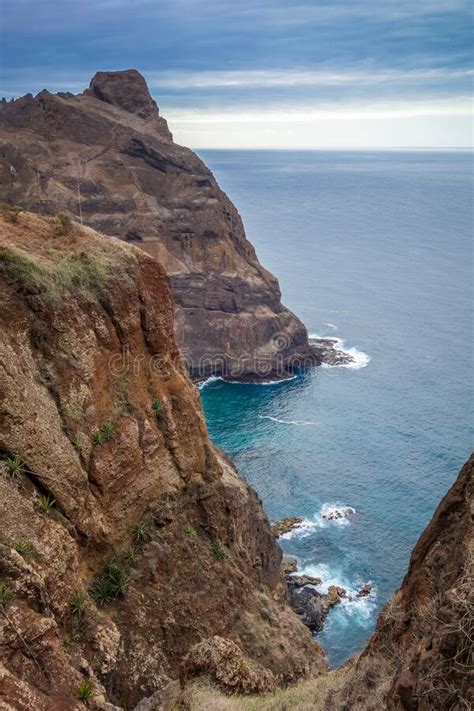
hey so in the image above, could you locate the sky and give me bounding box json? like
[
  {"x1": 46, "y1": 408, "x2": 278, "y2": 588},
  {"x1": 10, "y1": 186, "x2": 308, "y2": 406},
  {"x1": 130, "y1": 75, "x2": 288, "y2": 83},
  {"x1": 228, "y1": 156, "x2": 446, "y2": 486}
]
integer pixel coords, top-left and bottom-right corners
[{"x1": 1, "y1": 0, "x2": 473, "y2": 148}]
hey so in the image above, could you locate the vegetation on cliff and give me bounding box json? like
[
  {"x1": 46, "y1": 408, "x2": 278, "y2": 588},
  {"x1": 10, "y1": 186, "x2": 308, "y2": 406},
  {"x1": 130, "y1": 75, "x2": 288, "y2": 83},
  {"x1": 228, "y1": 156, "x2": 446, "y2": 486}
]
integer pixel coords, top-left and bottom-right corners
[{"x1": 0, "y1": 212, "x2": 325, "y2": 710}]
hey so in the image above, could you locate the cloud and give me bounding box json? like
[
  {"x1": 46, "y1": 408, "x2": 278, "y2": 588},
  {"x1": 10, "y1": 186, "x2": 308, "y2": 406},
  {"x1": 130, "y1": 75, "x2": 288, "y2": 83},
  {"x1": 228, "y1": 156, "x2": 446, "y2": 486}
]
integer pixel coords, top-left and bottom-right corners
[
  {"x1": 149, "y1": 67, "x2": 474, "y2": 90},
  {"x1": 1, "y1": 0, "x2": 472, "y2": 147},
  {"x1": 165, "y1": 96, "x2": 472, "y2": 124}
]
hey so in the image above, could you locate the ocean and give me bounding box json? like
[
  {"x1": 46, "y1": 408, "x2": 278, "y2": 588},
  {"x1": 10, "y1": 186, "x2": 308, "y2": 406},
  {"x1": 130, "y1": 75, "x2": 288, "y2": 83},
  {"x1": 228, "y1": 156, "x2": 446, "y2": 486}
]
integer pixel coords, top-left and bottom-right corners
[{"x1": 195, "y1": 149, "x2": 473, "y2": 667}]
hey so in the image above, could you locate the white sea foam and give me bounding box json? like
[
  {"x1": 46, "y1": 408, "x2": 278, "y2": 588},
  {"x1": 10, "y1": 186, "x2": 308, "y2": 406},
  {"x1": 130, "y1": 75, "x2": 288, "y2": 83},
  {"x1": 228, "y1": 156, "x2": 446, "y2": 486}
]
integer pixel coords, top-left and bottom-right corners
[
  {"x1": 309, "y1": 332, "x2": 371, "y2": 370},
  {"x1": 324, "y1": 322, "x2": 338, "y2": 331},
  {"x1": 279, "y1": 517, "x2": 324, "y2": 540},
  {"x1": 279, "y1": 503, "x2": 356, "y2": 539},
  {"x1": 197, "y1": 375, "x2": 224, "y2": 390},
  {"x1": 197, "y1": 374, "x2": 298, "y2": 390},
  {"x1": 320, "y1": 503, "x2": 356, "y2": 525},
  {"x1": 258, "y1": 415, "x2": 319, "y2": 426},
  {"x1": 298, "y1": 563, "x2": 377, "y2": 623}
]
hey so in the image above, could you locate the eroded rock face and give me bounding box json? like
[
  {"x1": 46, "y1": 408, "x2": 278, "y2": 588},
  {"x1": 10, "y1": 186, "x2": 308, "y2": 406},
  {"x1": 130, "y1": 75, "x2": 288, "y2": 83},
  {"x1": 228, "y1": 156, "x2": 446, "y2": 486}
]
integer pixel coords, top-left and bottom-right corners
[
  {"x1": 0, "y1": 70, "x2": 317, "y2": 379},
  {"x1": 0, "y1": 212, "x2": 326, "y2": 710},
  {"x1": 327, "y1": 455, "x2": 473, "y2": 710}
]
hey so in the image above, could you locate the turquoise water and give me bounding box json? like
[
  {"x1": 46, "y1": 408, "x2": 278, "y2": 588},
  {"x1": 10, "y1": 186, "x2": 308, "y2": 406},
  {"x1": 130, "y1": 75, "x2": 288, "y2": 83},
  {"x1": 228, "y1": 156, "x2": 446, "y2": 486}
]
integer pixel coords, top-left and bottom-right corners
[{"x1": 196, "y1": 150, "x2": 473, "y2": 666}]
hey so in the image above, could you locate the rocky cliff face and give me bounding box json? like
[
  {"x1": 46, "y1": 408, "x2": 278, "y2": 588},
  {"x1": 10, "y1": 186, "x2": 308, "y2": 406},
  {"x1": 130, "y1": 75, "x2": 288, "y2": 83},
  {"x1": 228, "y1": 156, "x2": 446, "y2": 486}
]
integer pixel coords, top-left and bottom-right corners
[
  {"x1": 0, "y1": 212, "x2": 326, "y2": 710},
  {"x1": 328, "y1": 453, "x2": 473, "y2": 711},
  {"x1": 176, "y1": 455, "x2": 473, "y2": 710},
  {"x1": 0, "y1": 70, "x2": 317, "y2": 379}
]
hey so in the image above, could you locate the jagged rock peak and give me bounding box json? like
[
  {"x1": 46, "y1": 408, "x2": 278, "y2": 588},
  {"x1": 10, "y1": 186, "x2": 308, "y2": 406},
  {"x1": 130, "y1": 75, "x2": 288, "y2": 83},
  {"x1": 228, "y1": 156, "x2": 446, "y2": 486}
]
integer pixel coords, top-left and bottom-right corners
[{"x1": 87, "y1": 68, "x2": 159, "y2": 118}]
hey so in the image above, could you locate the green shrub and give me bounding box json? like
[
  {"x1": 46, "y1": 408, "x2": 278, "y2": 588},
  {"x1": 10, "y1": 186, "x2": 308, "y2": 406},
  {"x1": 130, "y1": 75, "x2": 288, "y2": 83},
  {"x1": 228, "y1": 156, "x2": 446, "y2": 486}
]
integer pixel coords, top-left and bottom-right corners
[
  {"x1": 77, "y1": 680, "x2": 94, "y2": 704},
  {"x1": 123, "y1": 546, "x2": 138, "y2": 562},
  {"x1": 71, "y1": 435, "x2": 82, "y2": 451},
  {"x1": 93, "y1": 420, "x2": 116, "y2": 445},
  {"x1": 12, "y1": 540, "x2": 35, "y2": 559},
  {"x1": 211, "y1": 539, "x2": 225, "y2": 561},
  {"x1": 7, "y1": 205, "x2": 23, "y2": 224},
  {"x1": 69, "y1": 591, "x2": 87, "y2": 616},
  {"x1": 36, "y1": 494, "x2": 56, "y2": 514},
  {"x1": 53, "y1": 212, "x2": 72, "y2": 236},
  {"x1": 184, "y1": 524, "x2": 197, "y2": 539},
  {"x1": 4, "y1": 456, "x2": 23, "y2": 479},
  {"x1": 0, "y1": 583, "x2": 14, "y2": 609},
  {"x1": 151, "y1": 398, "x2": 163, "y2": 416},
  {"x1": 132, "y1": 521, "x2": 149, "y2": 543},
  {"x1": 89, "y1": 562, "x2": 130, "y2": 605}
]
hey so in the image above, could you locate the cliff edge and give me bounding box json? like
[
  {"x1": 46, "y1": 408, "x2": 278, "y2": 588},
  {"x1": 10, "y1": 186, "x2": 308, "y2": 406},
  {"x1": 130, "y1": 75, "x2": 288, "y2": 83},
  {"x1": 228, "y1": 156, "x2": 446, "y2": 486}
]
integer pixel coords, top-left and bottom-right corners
[
  {"x1": 0, "y1": 211, "x2": 326, "y2": 710},
  {"x1": 0, "y1": 70, "x2": 318, "y2": 380}
]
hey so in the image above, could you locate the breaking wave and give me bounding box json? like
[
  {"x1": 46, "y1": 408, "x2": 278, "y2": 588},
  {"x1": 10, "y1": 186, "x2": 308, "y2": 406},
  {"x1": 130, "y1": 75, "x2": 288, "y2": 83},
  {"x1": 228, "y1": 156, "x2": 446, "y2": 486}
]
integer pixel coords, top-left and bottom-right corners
[
  {"x1": 309, "y1": 332, "x2": 371, "y2": 370},
  {"x1": 279, "y1": 503, "x2": 356, "y2": 539},
  {"x1": 298, "y1": 563, "x2": 377, "y2": 623},
  {"x1": 258, "y1": 415, "x2": 319, "y2": 426}
]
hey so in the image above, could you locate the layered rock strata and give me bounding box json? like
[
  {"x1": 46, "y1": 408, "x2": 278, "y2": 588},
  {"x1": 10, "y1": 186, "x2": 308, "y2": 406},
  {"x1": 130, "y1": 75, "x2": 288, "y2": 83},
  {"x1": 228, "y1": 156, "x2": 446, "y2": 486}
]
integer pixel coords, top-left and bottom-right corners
[{"x1": 0, "y1": 70, "x2": 325, "y2": 380}]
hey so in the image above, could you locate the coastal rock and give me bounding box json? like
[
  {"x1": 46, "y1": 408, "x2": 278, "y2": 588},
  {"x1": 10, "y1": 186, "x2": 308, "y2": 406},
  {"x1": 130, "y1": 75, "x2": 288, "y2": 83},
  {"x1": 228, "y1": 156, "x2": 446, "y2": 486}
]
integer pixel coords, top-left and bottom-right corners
[
  {"x1": 288, "y1": 574, "x2": 323, "y2": 588},
  {"x1": 0, "y1": 70, "x2": 321, "y2": 379},
  {"x1": 322, "y1": 505, "x2": 356, "y2": 522},
  {"x1": 289, "y1": 584, "x2": 346, "y2": 633},
  {"x1": 0, "y1": 212, "x2": 327, "y2": 709},
  {"x1": 271, "y1": 516, "x2": 304, "y2": 537},
  {"x1": 326, "y1": 454, "x2": 474, "y2": 710},
  {"x1": 356, "y1": 583, "x2": 373, "y2": 598},
  {"x1": 281, "y1": 554, "x2": 299, "y2": 575}
]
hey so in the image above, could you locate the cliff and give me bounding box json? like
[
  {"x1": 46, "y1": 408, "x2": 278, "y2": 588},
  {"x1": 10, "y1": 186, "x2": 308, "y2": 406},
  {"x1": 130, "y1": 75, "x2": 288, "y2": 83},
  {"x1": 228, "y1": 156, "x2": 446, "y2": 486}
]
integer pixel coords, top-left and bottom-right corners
[
  {"x1": 177, "y1": 455, "x2": 473, "y2": 710},
  {"x1": 328, "y1": 452, "x2": 473, "y2": 710},
  {"x1": 0, "y1": 211, "x2": 326, "y2": 710},
  {"x1": 0, "y1": 70, "x2": 318, "y2": 380}
]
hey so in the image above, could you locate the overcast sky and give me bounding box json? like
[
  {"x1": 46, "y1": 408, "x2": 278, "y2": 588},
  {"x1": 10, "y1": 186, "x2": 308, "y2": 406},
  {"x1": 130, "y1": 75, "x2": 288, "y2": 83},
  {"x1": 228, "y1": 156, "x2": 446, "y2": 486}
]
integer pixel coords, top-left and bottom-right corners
[{"x1": 1, "y1": 0, "x2": 472, "y2": 148}]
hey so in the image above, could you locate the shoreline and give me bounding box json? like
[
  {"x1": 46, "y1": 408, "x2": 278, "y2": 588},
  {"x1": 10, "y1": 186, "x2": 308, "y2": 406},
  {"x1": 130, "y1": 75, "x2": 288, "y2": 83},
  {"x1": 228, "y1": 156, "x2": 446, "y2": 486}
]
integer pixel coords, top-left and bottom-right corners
[{"x1": 192, "y1": 334, "x2": 362, "y2": 388}]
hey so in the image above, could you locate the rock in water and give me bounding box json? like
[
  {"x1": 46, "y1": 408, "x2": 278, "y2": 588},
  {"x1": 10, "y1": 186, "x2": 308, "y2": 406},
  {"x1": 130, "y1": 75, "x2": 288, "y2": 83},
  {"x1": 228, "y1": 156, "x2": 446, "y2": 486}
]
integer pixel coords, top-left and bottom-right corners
[
  {"x1": 271, "y1": 516, "x2": 304, "y2": 537},
  {"x1": 356, "y1": 583, "x2": 373, "y2": 597},
  {"x1": 0, "y1": 70, "x2": 318, "y2": 380}
]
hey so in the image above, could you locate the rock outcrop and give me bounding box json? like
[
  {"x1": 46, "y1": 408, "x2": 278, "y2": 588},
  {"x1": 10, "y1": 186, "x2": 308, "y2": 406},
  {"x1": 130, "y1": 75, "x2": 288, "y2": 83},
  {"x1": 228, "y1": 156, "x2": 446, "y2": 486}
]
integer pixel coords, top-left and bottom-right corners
[
  {"x1": 175, "y1": 455, "x2": 473, "y2": 710},
  {"x1": 326, "y1": 454, "x2": 473, "y2": 710},
  {"x1": 0, "y1": 212, "x2": 327, "y2": 710},
  {"x1": 0, "y1": 70, "x2": 320, "y2": 380}
]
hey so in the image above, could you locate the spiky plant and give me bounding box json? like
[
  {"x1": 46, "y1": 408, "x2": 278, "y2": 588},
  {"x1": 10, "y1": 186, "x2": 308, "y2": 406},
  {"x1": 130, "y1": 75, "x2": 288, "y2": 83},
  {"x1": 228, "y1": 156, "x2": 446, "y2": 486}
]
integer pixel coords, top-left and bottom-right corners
[
  {"x1": 69, "y1": 591, "x2": 87, "y2": 616},
  {"x1": 36, "y1": 494, "x2": 56, "y2": 514},
  {"x1": 12, "y1": 540, "x2": 35, "y2": 559},
  {"x1": 132, "y1": 521, "x2": 149, "y2": 543},
  {"x1": 4, "y1": 456, "x2": 23, "y2": 479},
  {"x1": 184, "y1": 524, "x2": 197, "y2": 539},
  {"x1": 211, "y1": 539, "x2": 225, "y2": 561},
  {"x1": 151, "y1": 398, "x2": 162, "y2": 416},
  {"x1": 0, "y1": 583, "x2": 14, "y2": 609},
  {"x1": 123, "y1": 546, "x2": 138, "y2": 562},
  {"x1": 93, "y1": 420, "x2": 116, "y2": 445},
  {"x1": 71, "y1": 435, "x2": 82, "y2": 451},
  {"x1": 89, "y1": 562, "x2": 130, "y2": 605},
  {"x1": 77, "y1": 680, "x2": 94, "y2": 704}
]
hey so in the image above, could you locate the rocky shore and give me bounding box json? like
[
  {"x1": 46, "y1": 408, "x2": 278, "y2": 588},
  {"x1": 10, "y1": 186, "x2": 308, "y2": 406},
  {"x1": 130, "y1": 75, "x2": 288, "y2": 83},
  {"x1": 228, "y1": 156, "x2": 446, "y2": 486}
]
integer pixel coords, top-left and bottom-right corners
[{"x1": 280, "y1": 554, "x2": 372, "y2": 634}]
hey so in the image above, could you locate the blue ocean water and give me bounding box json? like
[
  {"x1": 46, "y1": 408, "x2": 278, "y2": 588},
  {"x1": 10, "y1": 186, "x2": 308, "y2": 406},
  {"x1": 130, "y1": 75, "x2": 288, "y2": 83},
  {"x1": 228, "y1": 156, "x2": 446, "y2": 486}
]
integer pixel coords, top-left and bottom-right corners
[{"x1": 196, "y1": 150, "x2": 473, "y2": 667}]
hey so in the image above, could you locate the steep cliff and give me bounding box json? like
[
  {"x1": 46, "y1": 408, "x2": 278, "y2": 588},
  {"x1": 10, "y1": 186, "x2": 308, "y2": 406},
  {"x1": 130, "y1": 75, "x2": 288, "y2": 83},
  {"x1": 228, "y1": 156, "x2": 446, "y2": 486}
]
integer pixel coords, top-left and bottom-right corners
[
  {"x1": 177, "y1": 455, "x2": 473, "y2": 710},
  {"x1": 0, "y1": 211, "x2": 326, "y2": 710},
  {"x1": 327, "y1": 453, "x2": 473, "y2": 711},
  {"x1": 0, "y1": 70, "x2": 318, "y2": 380}
]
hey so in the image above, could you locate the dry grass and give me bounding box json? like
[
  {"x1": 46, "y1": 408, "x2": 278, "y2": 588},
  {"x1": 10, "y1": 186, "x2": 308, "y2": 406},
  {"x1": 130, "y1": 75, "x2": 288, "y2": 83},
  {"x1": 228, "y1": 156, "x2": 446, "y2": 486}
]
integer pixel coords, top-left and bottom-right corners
[
  {"x1": 0, "y1": 211, "x2": 136, "y2": 302},
  {"x1": 174, "y1": 666, "x2": 354, "y2": 711}
]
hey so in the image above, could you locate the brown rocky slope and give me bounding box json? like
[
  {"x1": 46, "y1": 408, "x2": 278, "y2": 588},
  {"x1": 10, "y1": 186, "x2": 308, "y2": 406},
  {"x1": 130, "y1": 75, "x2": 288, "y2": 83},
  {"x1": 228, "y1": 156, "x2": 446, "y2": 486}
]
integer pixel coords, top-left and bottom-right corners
[
  {"x1": 177, "y1": 454, "x2": 473, "y2": 710},
  {"x1": 0, "y1": 211, "x2": 327, "y2": 710},
  {"x1": 0, "y1": 70, "x2": 320, "y2": 380}
]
